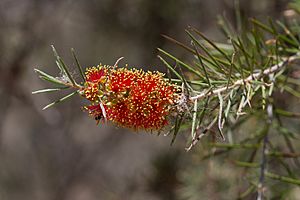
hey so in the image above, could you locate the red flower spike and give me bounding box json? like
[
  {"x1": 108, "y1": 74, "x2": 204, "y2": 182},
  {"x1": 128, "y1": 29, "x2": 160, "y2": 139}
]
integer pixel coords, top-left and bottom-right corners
[
  {"x1": 83, "y1": 82, "x2": 100, "y2": 101},
  {"x1": 85, "y1": 66, "x2": 106, "y2": 83},
  {"x1": 82, "y1": 65, "x2": 108, "y2": 101},
  {"x1": 82, "y1": 65, "x2": 180, "y2": 131}
]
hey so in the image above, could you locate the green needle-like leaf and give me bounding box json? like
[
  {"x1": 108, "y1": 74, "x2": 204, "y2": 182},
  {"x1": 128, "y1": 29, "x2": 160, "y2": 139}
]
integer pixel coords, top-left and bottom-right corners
[
  {"x1": 283, "y1": 85, "x2": 300, "y2": 98},
  {"x1": 42, "y1": 91, "x2": 78, "y2": 110},
  {"x1": 161, "y1": 34, "x2": 196, "y2": 54},
  {"x1": 186, "y1": 30, "x2": 229, "y2": 76},
  {"x1": 158, "y1": 48, "x2": 203, "y2": 78},
  {"x1": 275, "y1": 108, "x2": 300, "y2": 118},
  {"x1": 158, "y1": 55, "x2": 183, "y2": 81},
  {"x1": 169, "y1": 78, "x2": 208, "y2": 86},
  {"x1": 171, "y1": 113, "x2": 185, "y2": 145},
  {"x1": 251, "y1": 18, "x2": 274, "y2": 34},
  {"x1": 34, "y1": 68, "x2": 66, "y2": 86},
  {"x1": 191, "y1": 27, "x2": 232, "y2": 62},
  {"x1": 239, "y1": 185, "x2": 256, "y2": 199},
  {"x1": 193, "y1": 43, "x2": 211, "y2": 87},
  {"x1": 266, "y1": 172, "x2": 300, "y2": 186},
  {"x1": 51, "y1": 45, "x2": 76, "y2": 86},
  {"x1": 71, "y1": 48, "x2": 86, "y2": 82},
  {"x1": 217, "y1": 15, "x2": 234, "y2": 38},
  {"x1": 233, "y1": 160, "x2": 260, "y2": 168},
  {"x1": 32, "y1": 87, "x2": 69, "y2": 94}
]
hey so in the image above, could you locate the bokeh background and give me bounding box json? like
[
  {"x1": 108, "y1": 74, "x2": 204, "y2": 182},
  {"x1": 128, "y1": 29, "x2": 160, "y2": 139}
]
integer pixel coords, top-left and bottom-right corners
[{"x1": 0, "y1": 0, "x2": 293, "y2": 200}]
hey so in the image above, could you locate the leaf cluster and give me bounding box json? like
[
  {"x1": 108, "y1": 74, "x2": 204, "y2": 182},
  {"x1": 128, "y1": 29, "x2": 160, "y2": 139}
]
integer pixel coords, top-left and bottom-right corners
[
  {"x1": 159, "y1": 2, "x2": 300, "y2": 198},
  {"x1": 33, "y1": 46, "x2": 85, "y2": 110}
]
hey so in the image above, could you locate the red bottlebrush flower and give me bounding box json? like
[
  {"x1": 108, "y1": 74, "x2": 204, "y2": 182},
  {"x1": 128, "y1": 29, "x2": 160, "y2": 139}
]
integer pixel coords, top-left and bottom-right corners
[
  {"x1": 83, "y1": 82, "x2": 100, "y2": 101},
  {"x1": 82, "y1": 65, "x2": 108, "y2": 101},
  {"x1": 82, "y1": 65, "x2": 180, "y2": 131},
  {"x1": 106, "y1": 68, "x2": 178, "y2": 130},
  {"x1": 85, "y1": 66, "x2": 106, "y2": 82}
]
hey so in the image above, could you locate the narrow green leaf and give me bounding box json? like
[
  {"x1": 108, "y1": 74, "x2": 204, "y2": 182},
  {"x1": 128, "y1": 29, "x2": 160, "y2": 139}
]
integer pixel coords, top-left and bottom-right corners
[
  {"x1": 191, "y1": 27, "x2": 232, "y2": 62},
  {"x1": 283, "y1": 85, "x2": 300, "y2": 98},
  {"x1": 268, "y1": 151, "x2": 300, "y2": 158},
  {"x1": 275, "y1": 108, "x2": 300, "y2": 118},
  {"x1": 231, "y1": 40, "x2": 247, "y2": 79},
  {"x1": 177, "y1": 66, "x2": 195, "y2": 95},
  {"x1": 171, "y1": 113, "x2": 185, "y2": 145},
  {"x1": 226, "y1": 52, "x2": 235, "y2": 89},
  {"x1": 51, "y1": 45, "x2": 76, "y2": 86},
  {"x1": 233, "y1": 160, "x2": 260, "y2": 168},
  {"x1": 278, "y1": 35, "x2": 298, "y2": 48},
  {"x1": 268, "y1": 17, "x2": 279, "y2": 36},
  {"x1": 186, "y1": 30, "x2": 228, "y2": 76},
  {"x1": 161, "y1": 34, "x2": 224, "y2": 71},
  {"x1": 192, "y1": 43, "x2": 211, "y2": 86},
  {"x1": 158, "y1": 48, "x2": 203, "y2": 78},
  {"x1": 169, "y1": 78, "x2": 208, "y2": 86},
  {"x1": 277, "y1": 20, "x2": 300, "y2": 46},
  {"x1": 236, "y1": 37, "x2": 252, "y2": 68},
  {"x1": 251, "y1": 18, "x2": 274, "y2": 34},
  {"x1": 34, "y1": 68, "x2": 66, "y2": 86},
  {"x1": 42, "y1": 91, "x2": 78, "y2": 110},
  {"x1": 158, "y1": 55, "x2": 183, "y2": 81},
  {"x1": 266, "y1": 172, "x2": 300, "y2": 185},
  {"x1": 274, "y1": 124, "x2": 297, "y2": 139},
  {"x1": 71, "y1": 48, "x2": 86, "y2": 82},
  {"x1": 217, "y1": 15, "x2": 235, "y2": 38},
  {"x1": 239, "y1": 185, "x2": 256, "y2": 199},
  {"x1": 161, "y1": 34, "x2": 196, "y2": 54},
  {"x1": 55, "y1": 58, "x2": 66, "y2": 74},
  {"x1": 251, "y1": 27, "x2": 266, "y2": 64},
  {"x1": 194, "y1": 61, "x2": 224, "y2": 79},
  {"x1": 32, "y1": 87, "x2": 69, "y2": 94},
  {"x1": 197, "y1": 97, "x2": 210, "y2": 128}
]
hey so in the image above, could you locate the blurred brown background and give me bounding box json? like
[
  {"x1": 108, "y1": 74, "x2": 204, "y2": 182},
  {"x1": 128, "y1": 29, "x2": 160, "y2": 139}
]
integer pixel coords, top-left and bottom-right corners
[{"x1": 0, "y1": 0, "x2": 290, "y2": 200}]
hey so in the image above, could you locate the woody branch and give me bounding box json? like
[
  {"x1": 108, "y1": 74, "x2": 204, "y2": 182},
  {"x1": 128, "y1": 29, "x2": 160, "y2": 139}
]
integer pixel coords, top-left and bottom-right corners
[{"x1": 190, "y1": 53, "x2": 300, "y2": 101}]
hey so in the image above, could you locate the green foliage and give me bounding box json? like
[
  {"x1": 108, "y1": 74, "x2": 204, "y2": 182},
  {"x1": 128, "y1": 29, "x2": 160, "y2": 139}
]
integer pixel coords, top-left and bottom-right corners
[
  {"x1": 34, "y1": 47, "x2": 84, "y2": 110},
  {"x1": 159, "y1": 1, "x2": 300, "y2": 199}
]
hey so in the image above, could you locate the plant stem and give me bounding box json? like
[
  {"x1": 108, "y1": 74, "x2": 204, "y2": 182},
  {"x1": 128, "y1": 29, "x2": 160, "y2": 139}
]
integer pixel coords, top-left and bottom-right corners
[
  {"x1": 257, "y1": 134, "x2": 268, "y2": 200},
  {"x1": 190, "y1": 54, "x2": 300, "y2": 101},
  {"x1": 257, "y1": 104, "x2": 273, "y2": 200}
]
